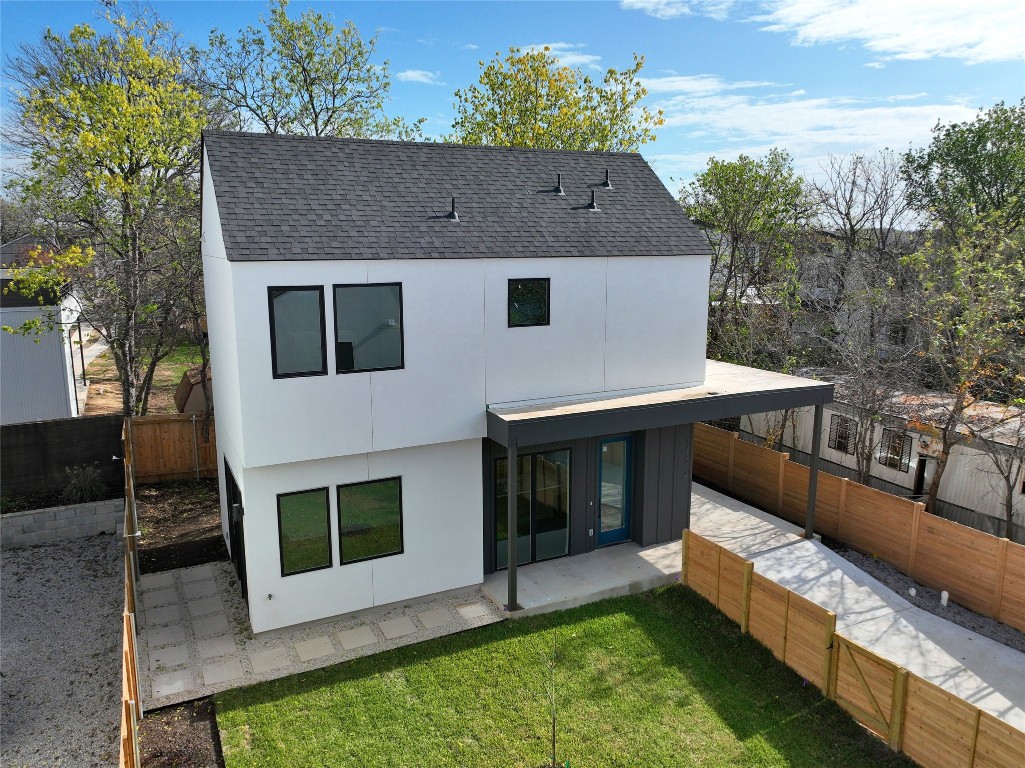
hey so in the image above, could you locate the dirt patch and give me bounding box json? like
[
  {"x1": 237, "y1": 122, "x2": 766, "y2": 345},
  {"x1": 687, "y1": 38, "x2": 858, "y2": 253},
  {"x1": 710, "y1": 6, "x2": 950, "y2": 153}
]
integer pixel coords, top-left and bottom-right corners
[
  {"x1": 85, "y1": 345, "x2": 204, "y2": 416},
  {"x1": 136, "y1": 479, "x2": 227, "y2": 574},
  {"x1": 139, "y1": 698, "x2": 225, "y2": 768}
]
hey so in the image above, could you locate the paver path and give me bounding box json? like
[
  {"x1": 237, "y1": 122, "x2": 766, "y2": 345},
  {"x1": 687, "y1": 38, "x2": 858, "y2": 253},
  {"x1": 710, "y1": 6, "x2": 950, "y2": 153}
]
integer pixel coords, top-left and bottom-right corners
[
  {"x1": 691, "y1": 484, "x2": 1025, "y2": 731},
  {"x1": 137, "y1": 561, "x2": 503, "y2": 709}
]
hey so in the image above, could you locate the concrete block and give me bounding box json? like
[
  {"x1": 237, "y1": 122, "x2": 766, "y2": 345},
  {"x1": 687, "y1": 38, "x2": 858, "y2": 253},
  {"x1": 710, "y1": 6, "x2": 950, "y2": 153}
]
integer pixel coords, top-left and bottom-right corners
[
  {"x1": 21, "y1": 522, "x2": 45, "y2": 534},
  {"x1": 56, "y1": 507, "x2": 79, "y2": 521},
  {"x1": 42, "y1": 520, "x2": 66, "y2": 530}
]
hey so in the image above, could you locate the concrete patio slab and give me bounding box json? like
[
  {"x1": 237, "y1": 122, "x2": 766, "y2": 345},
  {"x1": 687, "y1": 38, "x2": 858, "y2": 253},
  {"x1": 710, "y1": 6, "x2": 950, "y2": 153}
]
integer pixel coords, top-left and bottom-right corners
[
  {"x1": 147, "y1": 623, "x2": 186, "y2": 648},
  {"x1": 151, "y1": 670, "x2": 193, "y2": 698},
  {"x1": 193, "y1": 614, "x2": 230, "y2": 639},
  {"x1": 145, "y1": 603, "x2": 182, "y2": 626},
  {"x1": 295, "y1": 636, "x2": 335, "y2": 662},
  {"x1": 250, "y1": 647, "x2": 290, "y2": 674},
  {"x1": 197, "y1": 634, "x2": 236, "y2": 659},
  {"x1": 379, "y1": 617, "x2": 416, "y2": 640},
  {"x1": 202, "y1": 659, "x2": 244, "y2": 686},
  {"x1": 143, "y1": 587, "x2": 177, "y2": 609},
  {"x1": 180, "y1": 564, "x2": 214, "y2": 582},
  {"x1": 187, "y1": 596, "x2": 223, "y2": 617},
  {"x1": 338, "y1": 626, "x2": 378, "y2": 650},
  {"x1": 417, "y1": 608, "x2": 455, "y2": 630},
  {"x1": 149, "y1": 644, "x2": 188, "y2": 672},
  {"x1": 183, "y1": 579, "x2": 218, "y2": 599}
]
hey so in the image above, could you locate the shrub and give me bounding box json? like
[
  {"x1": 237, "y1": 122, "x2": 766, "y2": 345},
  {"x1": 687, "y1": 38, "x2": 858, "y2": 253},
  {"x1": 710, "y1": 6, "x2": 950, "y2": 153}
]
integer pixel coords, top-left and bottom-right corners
[{"x1": 61, "y1": 463, "x2": 109, "y2": 504}]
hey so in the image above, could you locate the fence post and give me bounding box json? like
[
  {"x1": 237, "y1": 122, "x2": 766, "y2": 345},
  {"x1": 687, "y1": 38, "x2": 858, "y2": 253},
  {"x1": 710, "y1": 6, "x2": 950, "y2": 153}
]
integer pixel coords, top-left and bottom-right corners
[
  {"x1": 681, "y1": 529, "x2": 690, "y2": 587},
  {"x1": 991, "y1": 538, "x2": 1009, "y2": 620},
  {"x1": 907, "y1": 501, "x2": 924, "y2": 579},
  {"x1": 822, "y1": 612, "x2": 837, "y2": 693},
  {"x1": 827, "y1": 636, "x2": 841, "y2": 700},
  {"x1": 728, "y1": 432, "x2": 737, "y2": 493},
  {"x1": 967, "y1": 708, "x2": 983, "y2": 766},
  {"x1": 776, "y1": 453, "x2": 786, "y2": 516},
  {"x1": 888, "y1": 668, "x2": 909, "y2": 751},
  {"x1": 740, "y1": 560, "x2": 754, "y2": 633},
  {"x1": 837, "y1": 478, "x2": 849, "y2": 542}
]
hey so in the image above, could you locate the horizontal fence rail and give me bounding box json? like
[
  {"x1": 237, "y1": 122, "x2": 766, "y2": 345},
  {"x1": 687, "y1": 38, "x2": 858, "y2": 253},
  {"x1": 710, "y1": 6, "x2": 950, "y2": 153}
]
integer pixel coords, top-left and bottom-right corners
[
  {"x1": 682, "y1": 530, "x2": 1025, "y2": 768},
  {"x1": 693, "y1": 423, "x2": 1025, "y2": 634}
]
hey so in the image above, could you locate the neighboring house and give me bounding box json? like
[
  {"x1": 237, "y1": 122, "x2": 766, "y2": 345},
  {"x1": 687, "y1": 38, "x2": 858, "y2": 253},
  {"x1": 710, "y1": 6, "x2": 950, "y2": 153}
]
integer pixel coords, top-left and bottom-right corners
[
  {"x1": 744, "y1": 398, "x2": 1025, "y2": 538},
  {"x1": 201, "y1": 131, "x2": 834, "y2": 633},
  {"x1": 0, "y1": 235, "x2": 81, "y2": 425}
]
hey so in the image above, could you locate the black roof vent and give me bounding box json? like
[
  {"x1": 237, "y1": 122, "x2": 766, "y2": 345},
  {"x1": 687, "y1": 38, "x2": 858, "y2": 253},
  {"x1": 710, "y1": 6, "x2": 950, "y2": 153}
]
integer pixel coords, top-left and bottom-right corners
[
  {"x1": 555, "y1": 173, "x2": 565, "y2": 196},
  {"x1": 587, "y1": 189, "x2": 600, "y2": 211},
  {"x1": 448, "y1": 196, "x2": 459, "y2": 222},
  {"x1": 602, "y1": 169, "x2": 613, "y2": 189}
]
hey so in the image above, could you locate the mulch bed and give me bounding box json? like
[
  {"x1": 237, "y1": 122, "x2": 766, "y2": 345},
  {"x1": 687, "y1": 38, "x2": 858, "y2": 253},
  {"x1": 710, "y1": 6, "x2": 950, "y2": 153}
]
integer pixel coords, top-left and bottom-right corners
[
  {"x1": 139, "y1": 698, "x2": 225, "y2": 768},
  {"x1": 136, "y1": 478, "x2": 228, "y2": 573}
]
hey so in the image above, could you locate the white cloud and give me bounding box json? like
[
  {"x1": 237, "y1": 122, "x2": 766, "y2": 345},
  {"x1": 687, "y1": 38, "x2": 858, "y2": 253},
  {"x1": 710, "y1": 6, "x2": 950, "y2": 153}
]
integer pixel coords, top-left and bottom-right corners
[
  {"x1": 639, "y1": 74, "x2": 778, "y2": 94},
  {"x1": 396, "y1": 69, "x2": 445, "y2": 85},
  {"x1": 461, "y1": 43, "x2": 480, "y2": 50},
  {"x1": 523, "y1": 42, "x2": 602, "y2": 68},
  {"x1": 651, "y1": 88, "x2": 980, "y2": 184},
  {"x1": 754, "y1": 0, "x2": 1025, "y2": 64},
  {"x1": 621, "y1": 0, "x2": 736, "y2": 20}
]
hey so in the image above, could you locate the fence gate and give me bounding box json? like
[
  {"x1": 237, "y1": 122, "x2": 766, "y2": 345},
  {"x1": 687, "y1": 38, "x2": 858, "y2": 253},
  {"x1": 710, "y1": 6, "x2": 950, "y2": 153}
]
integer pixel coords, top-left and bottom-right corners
[{"x1": 830, "y1": 636, "x2": 908, "y2": 749}]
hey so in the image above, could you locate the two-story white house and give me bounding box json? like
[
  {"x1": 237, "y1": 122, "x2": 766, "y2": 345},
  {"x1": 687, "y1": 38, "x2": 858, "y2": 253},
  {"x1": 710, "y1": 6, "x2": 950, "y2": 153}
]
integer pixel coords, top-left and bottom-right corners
[{"x1": 201, "y1": 131, "x2": 834, "y2": 633}]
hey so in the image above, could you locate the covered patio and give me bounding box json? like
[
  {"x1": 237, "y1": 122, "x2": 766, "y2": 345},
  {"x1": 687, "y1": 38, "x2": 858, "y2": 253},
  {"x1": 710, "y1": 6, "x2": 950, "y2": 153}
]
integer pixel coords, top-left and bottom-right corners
[{"x1": 486, "y1": 359, "x2": 834, "y2": 610}]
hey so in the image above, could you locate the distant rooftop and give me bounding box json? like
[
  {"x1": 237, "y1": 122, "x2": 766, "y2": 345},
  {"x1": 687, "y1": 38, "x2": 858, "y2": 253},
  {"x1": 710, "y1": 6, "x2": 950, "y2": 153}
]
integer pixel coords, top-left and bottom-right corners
[{"x1": 202, "y1": 131, "x2": 710, "y2": 263}]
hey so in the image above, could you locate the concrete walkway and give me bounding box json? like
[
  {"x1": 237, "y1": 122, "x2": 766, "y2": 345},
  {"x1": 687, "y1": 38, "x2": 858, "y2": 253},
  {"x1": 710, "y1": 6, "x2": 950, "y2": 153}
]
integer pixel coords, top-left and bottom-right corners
[
  {"x1": 689, "y1": 484, "x2": 1025, "y2": 732},
  {"x1": 137, "y1": 562, "x2": 502, "y2": 710}
]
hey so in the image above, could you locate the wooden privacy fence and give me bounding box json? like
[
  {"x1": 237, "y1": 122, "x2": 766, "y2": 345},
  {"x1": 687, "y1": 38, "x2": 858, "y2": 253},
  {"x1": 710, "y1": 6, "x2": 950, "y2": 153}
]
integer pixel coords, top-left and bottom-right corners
[
  {"x1": 693, "y1": 423, "x2": 1025, "y2": 634},
  {"x1": 119, "y1": 420, "x2": 143, "y2": 768},
  {"x1": 128, "y1": 413, "x2": 217, "y2": 483},
  {"x1": 682, "y1": 531, "x2": 1025, "y2": 768}
]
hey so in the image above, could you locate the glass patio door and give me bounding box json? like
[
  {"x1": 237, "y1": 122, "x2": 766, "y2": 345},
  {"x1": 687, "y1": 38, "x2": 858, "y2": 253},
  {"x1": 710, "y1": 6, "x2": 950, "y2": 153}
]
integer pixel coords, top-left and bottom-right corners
[
  {"x1": 495, "y1": 450, "x2": 570, "y2": 569},
  {"x1": 597, "y1": 438, "x2": 631, "y2": 545}
]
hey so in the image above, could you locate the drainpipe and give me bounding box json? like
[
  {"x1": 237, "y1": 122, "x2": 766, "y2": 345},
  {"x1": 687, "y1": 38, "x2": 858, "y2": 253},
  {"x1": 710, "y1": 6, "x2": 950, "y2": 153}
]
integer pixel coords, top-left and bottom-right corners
[
  {"x1": 507, "y1": 435, "x2": 521, "y2": 611},
  {"x1": 805, "y1": 404, "x2": 824, "y2": 539}
]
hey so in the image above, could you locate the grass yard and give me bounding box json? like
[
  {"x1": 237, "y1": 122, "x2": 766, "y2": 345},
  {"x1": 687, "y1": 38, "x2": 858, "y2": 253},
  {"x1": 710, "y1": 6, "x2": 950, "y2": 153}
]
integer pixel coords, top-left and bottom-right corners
[
  {"x1": 215, "y1": 587, "x2": 914, "y2": 768},
  {"x1": 85, "y1": 343, "x2": 204, "y2": 415}
]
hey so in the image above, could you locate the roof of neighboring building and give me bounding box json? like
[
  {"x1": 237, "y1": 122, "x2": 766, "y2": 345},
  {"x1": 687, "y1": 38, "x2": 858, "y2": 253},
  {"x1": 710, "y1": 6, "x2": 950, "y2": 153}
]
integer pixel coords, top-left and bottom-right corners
[
  {"x1": 0, "y1": 235, "x2": 54, "y2": 269},
  {"x1": 202, "y1": 131, "x2": 710, "y2": 262}
]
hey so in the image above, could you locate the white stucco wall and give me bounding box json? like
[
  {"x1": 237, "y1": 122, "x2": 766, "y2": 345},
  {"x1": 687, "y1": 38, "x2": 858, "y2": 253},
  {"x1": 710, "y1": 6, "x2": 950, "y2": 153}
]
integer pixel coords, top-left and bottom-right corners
[
  {"x1": 223, "y1": 253, "x2": 709, "y2": 468},
  {"x1": 239, "y1": 439, "x2": 483, "y2": 633}
]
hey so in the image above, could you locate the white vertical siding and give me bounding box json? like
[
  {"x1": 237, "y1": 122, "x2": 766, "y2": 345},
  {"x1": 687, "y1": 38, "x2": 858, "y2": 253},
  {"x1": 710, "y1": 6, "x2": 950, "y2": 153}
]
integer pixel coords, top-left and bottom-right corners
[{"x1": 0, "y1": 306, "x2": 75, "y2": 424}]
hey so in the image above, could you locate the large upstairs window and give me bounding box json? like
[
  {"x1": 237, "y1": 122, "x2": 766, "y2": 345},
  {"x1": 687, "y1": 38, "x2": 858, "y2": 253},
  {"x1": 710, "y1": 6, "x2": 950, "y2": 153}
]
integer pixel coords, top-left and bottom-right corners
[
  {"x1": 268, "y1": 286, "x2": 327, "y2": 378},
  {"x1": 333, "y1": 283, "x2": 404, "y2": 373}
]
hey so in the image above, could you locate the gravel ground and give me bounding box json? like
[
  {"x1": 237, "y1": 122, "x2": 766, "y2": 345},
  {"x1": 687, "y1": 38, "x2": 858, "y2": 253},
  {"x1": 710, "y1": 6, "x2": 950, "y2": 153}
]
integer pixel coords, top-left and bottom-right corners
[
  {"x1": 1, "y1": 534, "x2": 123, "y2": 767},
  {"x1": 831, "y1": 545, "x2": 1025, "y2": 654}
]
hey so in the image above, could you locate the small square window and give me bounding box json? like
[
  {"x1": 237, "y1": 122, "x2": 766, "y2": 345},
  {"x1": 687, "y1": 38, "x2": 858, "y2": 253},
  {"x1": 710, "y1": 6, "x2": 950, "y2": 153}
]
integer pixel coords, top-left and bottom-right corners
[
  {"x1": 878, "y1": 428, "x2": 912, "y2": 472},
  {"x1": 827, "y1": 414, "x2": 857, "y2": 455},
  {"x1": 338, "y1": 477, "x2": 403, "y2": 564},
  {"x1": 277, "y1": 488, "x2": 331, "y2": 576},
  {"x1": 334, "y1": 283, "x2": 404, "y2": 373},
  {"x1": 508, "y1": 278, "x2": 550, "y2": 327},
  {"x1": 268, "y1": 286, "x2": 327, "y2": 378}
]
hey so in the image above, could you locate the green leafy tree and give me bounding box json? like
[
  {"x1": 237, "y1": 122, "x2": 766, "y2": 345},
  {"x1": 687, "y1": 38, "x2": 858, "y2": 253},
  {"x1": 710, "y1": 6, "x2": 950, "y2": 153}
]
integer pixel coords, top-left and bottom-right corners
[
  {"x1": 451, "y1": 46, "x2": 662, "y2": 151},
  {"x1": 903, "y1": 99, "x2": 1025, "y2": 234},
  {"x1": 683, "y1": 150, "x2": 813, "y2": 380},
  {"x1": 903, "y1": 213, "x2": 1025, "y2": 513},
  {"x1": 3, "y1": 6, "x2": 207, "y2": 415},
  {"x1": 200, "y1": 0, "x2": 422, "y2": 139}
]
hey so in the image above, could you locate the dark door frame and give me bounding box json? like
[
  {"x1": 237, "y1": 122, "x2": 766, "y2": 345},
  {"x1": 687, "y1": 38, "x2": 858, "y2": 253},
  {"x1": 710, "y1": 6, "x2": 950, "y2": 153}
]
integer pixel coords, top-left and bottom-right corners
[{"x1": 597, "y1": 435, "x2": 633, "y2": 546}]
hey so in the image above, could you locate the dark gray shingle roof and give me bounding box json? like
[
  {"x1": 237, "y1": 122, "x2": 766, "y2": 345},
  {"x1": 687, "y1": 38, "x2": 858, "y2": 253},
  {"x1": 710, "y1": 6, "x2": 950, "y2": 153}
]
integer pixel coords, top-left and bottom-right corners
[{"x1": 202, "y1": 131, "x2": 709, "y2": 262}]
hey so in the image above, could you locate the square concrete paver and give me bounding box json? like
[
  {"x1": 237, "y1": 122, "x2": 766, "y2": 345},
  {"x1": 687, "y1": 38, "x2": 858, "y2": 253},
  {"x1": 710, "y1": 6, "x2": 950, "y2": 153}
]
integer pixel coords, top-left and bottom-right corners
[
  {"x1": 193, "y1": 614, "x2": 231, "y2": 639},
  {"x1": 379, "y1": 616, "x2": 416, "y2": 640},
  {"x1": 149, "y1": 644, "x2": 188, "y2": 672},
  {"x1": 202, "y1": 658, "x2": 244, "y2": 686},
  {"x1": 146, "y1": 603, "x2": 182, "y2": 626},
  {"x1": 183, "y1": 579, "x2": 218, "y2": 599},
  {"x1": 147, "y1": 623, "x2": 186, "y2": 648},
  {"x1": 144, "y1": 587, "x2": 178, "y2": 609},
  {"x1": 338, "y1": 625, "x2": 377, "y2": 650},
  {"x1": 152, "y1": 669, "x2": 194, "y2": 698},
  {"x1": 139, "y1": 571, "x2": 174, "y2": 590},
  {"x1": 250, "y1": 647, "x2": 291, "y2": 674},
  {"x1": 417, "y1": 608, "x2": 454, "y2": 630},
  {"x1": 295, "y1": 636, "x2": 335, "y2": 662},
  {"x1": 198, "y1": 634, "x2": 237, "y2": 659},
  {"x1": 455, "y1": 602, "x2": 490, "y2": 621},
  {"x1": 181, "y1": 564, "x2": 214, "y2": 582},
  {"x1": 188, "y1": 596, "x2": 224, "y2": 618}
]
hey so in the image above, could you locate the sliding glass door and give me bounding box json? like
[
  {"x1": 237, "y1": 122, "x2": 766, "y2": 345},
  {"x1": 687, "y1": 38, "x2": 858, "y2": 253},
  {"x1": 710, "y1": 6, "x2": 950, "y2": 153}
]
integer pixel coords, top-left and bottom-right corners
[{"x1": 495, "y1": 449, "x2": 571, "y2": 569}]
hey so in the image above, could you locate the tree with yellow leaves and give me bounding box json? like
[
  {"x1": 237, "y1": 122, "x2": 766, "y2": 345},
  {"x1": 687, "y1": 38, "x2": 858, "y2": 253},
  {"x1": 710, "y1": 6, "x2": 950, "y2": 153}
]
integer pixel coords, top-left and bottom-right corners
[
  {"x1": 4, "y1": 5, "x2": 209, "y2": 415},
  {"x1": 451, "y1": 47, "x2": 662, "y2": 152}
]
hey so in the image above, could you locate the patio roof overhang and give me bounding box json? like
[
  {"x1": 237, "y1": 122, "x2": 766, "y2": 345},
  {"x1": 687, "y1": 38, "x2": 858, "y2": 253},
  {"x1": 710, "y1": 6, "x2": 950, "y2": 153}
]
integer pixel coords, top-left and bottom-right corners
[
  {"x1": 487, "y1": 360, "x2": 834, "y2": 612},
  {"x1": 486, "y1": 359, "x2": 834, "y2": 448}
]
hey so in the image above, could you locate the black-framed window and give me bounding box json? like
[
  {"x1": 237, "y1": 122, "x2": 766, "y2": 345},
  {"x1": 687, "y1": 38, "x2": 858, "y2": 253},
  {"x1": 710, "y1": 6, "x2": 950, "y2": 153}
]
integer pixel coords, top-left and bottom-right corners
[
  {"x1": 878, "y1": 428, "x2": 912, "y2": 472},
  {"x1": 277, "y1": 488, "x2": 332, "y2": 576},
  {"x1": 337, "y1": 477, "x2": 403, "y2": 564},
  {"x1": 268, "y1": 286, "x2": 327, "y2": 378},
  {"x1": 508, "y1": 278, "x2": 550, "y2": 327},
  {"x1": 827, "y1": 414, "x2": 857, "y2": 455},
  {"x1": 333, "y1": 283, "x2": 404, "y2": 373}
]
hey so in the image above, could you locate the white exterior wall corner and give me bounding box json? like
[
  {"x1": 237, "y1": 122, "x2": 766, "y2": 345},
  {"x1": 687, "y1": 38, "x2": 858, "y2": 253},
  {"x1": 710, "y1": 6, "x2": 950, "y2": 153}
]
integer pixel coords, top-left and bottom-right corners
[
  {"x1": 201, "y1": 148, "x2": 246, "y2": 540},
  {"x1": 240, "y1": 439, "x2": 483, "y2": 634}
]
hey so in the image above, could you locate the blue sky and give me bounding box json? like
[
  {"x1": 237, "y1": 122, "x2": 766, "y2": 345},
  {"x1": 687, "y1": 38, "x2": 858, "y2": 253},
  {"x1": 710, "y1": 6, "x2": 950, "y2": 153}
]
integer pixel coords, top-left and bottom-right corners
[{"x1": 1, "y1": 0, "x2": 1023, "y2": 192}]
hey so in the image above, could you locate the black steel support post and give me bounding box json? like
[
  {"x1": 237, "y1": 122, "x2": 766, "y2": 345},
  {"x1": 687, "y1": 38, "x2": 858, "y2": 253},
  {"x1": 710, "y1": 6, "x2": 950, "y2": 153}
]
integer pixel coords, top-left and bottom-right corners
[
  {"x1": 682, "y1": 422, "x2": 694, "y2": 532},
  {"x1": 506, "y1": 436, "x2": 521, "y2": 611},
  {"x1": 805, "y1": 404, "x2": 824, "y2": 539}
]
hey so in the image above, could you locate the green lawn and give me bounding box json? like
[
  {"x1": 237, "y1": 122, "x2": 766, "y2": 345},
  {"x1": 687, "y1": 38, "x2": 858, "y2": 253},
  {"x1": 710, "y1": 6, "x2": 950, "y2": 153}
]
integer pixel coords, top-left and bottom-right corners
[{"x1": 215, "y1": 587, "x2": 913, "y2": 768}]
